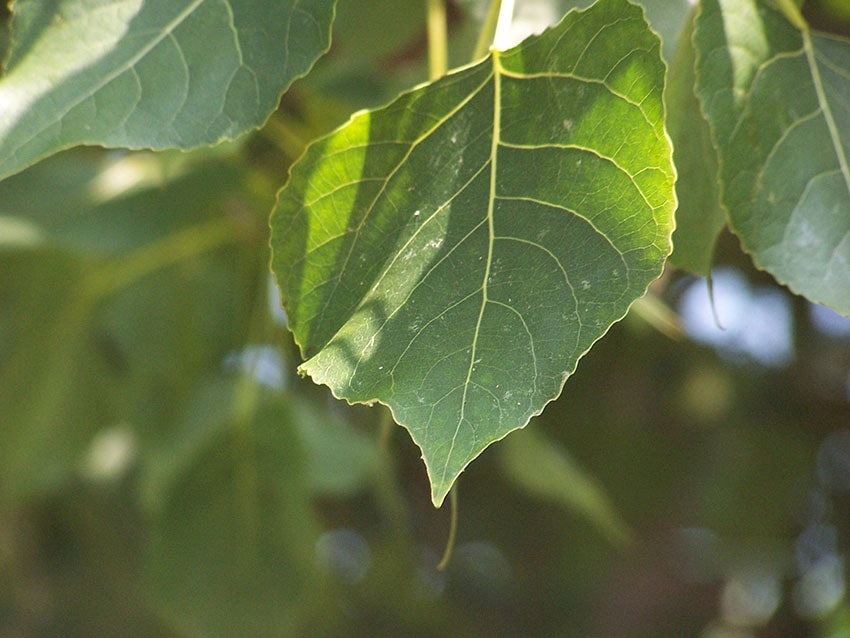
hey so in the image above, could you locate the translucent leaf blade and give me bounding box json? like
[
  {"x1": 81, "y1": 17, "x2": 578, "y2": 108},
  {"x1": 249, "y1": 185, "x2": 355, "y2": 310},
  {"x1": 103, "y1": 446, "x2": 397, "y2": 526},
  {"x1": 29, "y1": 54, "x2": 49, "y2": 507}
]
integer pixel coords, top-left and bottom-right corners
[
  {"x1": 271, "y1": 0, "x2": 675, "y2": 506},
  {"x1": 0, "y1": 0, "x2": 334, "y2": 180},
  {"x1": 694, "y1": 0, "x2": 850, "y2": 312}
]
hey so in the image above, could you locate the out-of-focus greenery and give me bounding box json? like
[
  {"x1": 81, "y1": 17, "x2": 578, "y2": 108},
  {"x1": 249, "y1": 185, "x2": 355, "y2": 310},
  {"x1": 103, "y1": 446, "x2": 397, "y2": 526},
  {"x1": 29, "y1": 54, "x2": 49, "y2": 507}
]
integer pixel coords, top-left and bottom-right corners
[{"x1": 1, "y1": 1, "x2": 850, "y2": 637}]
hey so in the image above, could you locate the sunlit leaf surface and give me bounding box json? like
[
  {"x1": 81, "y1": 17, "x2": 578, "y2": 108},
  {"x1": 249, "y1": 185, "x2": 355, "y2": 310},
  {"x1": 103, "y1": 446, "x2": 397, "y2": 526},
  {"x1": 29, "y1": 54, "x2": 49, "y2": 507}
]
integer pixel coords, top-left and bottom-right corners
[
  {"x1": 271, "y1": 0, "x2": 675, "y2": 505},
  {"x1": 695, "y1": 0, "x2": 850, "y2": 312},
  {"x1": 0, "y1": 0, "x2": 334, "y2": 180}
]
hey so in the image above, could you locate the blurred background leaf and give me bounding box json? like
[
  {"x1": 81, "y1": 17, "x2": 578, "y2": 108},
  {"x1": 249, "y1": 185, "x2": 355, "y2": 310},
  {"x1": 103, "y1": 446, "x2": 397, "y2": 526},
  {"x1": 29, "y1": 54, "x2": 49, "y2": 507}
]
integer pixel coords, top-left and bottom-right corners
[
  {"x1": 498, "y1": 427, "x2": 634, "y2": 546},
  {"x1": 144, "y1": 378, "x2": 324, "y2": 638}
]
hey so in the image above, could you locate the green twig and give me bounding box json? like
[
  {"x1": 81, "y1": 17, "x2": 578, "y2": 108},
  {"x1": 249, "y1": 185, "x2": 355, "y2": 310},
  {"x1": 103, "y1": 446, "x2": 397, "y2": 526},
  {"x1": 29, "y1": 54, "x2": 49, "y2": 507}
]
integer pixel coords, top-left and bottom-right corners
[
  {"x1": 427, "y1": 0, "x2": 448, "y2": 80},
  {"x1": 472, "y1": 0, "x2": 503, "y2": 61}
]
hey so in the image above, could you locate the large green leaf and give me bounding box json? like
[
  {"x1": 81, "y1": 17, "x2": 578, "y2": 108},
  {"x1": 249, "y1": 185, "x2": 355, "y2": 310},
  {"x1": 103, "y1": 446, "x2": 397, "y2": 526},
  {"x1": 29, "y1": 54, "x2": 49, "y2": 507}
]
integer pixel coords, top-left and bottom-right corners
[
  {"x1": 271, "y1": 0, "x2": 675, "y2": 506},
  {"x1": 0, "y1": 0, "x2": 334, "y2": 181},
  {"x1": 694, "y1": 0, "x2": 850, "y2": 312}
]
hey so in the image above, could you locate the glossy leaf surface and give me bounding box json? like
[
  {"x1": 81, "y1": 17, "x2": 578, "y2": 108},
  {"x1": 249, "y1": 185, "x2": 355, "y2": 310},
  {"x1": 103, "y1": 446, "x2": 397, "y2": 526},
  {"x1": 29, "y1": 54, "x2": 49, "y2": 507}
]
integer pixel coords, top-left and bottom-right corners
[
  {"x1": 0, "y1": 0, "x2": 334, "y2": 180},
  {"x1": 271, "y1": 0, "x2": 675, "y2": 505}
]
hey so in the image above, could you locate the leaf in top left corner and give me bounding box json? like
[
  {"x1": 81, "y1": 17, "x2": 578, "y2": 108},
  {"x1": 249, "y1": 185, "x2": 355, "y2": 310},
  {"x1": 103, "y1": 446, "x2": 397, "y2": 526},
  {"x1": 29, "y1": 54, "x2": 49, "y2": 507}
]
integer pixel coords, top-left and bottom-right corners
[{"x1": 0, "y1": 0, "x2": 335, "y2": 181}]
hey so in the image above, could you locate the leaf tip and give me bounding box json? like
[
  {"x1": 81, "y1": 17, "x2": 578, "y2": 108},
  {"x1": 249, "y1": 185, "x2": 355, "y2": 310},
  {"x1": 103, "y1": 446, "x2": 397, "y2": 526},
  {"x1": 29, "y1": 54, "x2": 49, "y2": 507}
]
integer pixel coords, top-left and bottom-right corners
[{"x1": 430, "y1": 484, "x2": 451, "y2": 509}]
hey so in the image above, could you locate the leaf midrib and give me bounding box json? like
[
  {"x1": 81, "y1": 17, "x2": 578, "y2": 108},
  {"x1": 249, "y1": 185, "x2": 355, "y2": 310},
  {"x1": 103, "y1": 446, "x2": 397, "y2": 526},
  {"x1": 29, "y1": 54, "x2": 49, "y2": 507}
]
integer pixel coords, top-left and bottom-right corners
[{"x1": 439, "y1": 50, "x2": 504, "y2": 489}]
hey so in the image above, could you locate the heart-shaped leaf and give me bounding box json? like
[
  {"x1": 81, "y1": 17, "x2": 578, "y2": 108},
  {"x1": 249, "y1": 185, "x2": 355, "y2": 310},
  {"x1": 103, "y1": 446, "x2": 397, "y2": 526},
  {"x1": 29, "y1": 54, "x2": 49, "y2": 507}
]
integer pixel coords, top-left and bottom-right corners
[
  {"x1": 0, "y1": 0, "x2": 334, "y2": 180},
  {"x1": 271, "y1": 0, "x2": 675, "y2": 506},
  {"x1": 695, "y1": 0, "x2": 850, "y2": 312}
]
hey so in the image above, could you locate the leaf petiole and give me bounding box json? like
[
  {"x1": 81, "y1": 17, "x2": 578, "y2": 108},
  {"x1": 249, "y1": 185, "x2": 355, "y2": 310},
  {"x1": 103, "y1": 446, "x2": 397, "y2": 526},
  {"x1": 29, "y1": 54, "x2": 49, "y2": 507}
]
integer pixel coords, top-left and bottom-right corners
[
  {"x1": 427, "y1": 0, "x2": 449, "y2": 80},
  {"x1": 775, "y1": 0, "x2": 807, "y2": 30}
]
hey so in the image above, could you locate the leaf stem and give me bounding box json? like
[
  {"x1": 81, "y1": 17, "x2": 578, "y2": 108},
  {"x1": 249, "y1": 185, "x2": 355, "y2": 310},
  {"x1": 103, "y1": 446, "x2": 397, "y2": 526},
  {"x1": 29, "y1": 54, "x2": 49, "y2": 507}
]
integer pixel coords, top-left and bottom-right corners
[
  {"x1": 437, "y1": 485, "x2": 458, "y2": 570},
  {"x1": 492, "y1": 0, "x2": 516, "y2": 51},
  {"x1": 775, "y1": 0, "x2": 807, "y2": 30},
  {"x1": 427, "y1": 0, "x2": 448, "y2": 80},
  {"x1": 472, "y1": 0, "x2": 503, "y2": 61},
  {"x1": 373, "y1": 407, "x2": 413, "y2": 537}
]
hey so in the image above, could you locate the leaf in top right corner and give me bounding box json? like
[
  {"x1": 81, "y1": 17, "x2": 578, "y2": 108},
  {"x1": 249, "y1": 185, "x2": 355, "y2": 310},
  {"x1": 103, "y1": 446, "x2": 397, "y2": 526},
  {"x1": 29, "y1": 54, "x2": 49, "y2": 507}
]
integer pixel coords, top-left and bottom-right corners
[{"x1": 694, "y1": 0, "x2": 850, "y2": 313}]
